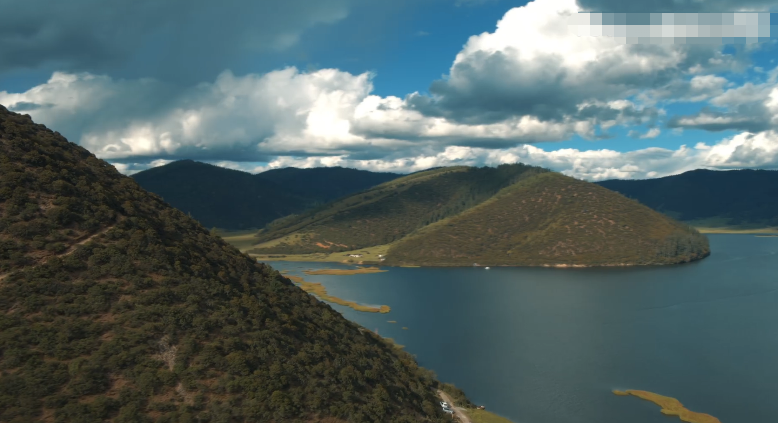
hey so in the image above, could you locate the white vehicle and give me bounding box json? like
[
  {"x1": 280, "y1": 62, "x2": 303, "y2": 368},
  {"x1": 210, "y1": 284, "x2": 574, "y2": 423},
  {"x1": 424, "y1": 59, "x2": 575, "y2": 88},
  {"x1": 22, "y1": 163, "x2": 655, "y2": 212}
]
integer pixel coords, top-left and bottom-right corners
[
  {"x1": 440, "y1": 401, "x2": 449, "y2": 408},
  {"x1": 442, "y1": 408, "x2": 454, "y2": 414}
]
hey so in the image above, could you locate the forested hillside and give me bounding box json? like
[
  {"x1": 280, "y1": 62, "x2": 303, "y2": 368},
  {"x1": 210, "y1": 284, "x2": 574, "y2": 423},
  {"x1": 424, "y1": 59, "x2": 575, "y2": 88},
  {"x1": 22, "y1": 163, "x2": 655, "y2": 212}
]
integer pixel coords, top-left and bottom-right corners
[
  {"x1": 256, "y1": 166, "x2": 401, "y2": 204},
  {"x1": 596, "y1": 169, "x2": 778, "y2": 227},
  {"x1": 132, "y1": 161, "x2": 402, "y2": 230},
  {"x1": 0, "y1": 106, "x2": 457, "y2": 422},
  {"x1": 250, "y1": 164, "x2": 548, "y2": 254},
  {"x1": 386, "y1": 172, "x2": 710, "y2": 266},
  {"x1": 132, "y1": 160, "x2": 309, "y2": 230}
]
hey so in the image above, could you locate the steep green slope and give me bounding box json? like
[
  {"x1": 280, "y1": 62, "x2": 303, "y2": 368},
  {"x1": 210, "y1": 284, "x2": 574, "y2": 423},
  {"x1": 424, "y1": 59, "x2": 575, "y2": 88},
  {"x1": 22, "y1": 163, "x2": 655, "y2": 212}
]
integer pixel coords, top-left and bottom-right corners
[
  {"x1": 256, "y1": 166, "x2": 401, "y2": 204},
  {"x1": 0, "y1": 106, "x2": 456, "y2": 422},
  {"x1": 132, "y1": 160, "x2": 309, "y2": 230},
  {"x1": 386, "y1": 172, "x2": 709, "y2": 266},
  {"x1": 596, "y1": 169, "x2": 778, "y2": 227},
  {"x1": 250, "y1": 164, "x2": 548, "y2": 254}
]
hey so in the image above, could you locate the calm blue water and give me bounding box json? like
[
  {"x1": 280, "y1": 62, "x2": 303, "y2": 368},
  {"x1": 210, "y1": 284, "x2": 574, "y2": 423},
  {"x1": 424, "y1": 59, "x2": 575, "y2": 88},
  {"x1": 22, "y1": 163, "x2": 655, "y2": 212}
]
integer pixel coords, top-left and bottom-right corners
[{"x1": 266, "y1": 234, "x2": 778, "y2": 423}]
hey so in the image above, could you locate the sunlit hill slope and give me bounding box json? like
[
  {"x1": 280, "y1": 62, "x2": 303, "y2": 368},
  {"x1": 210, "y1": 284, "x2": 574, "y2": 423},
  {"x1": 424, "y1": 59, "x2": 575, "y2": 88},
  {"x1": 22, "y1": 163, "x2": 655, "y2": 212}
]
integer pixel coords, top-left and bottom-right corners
[
  {"x1": 251, "y1": 166, "x2": 710, "y2": 266},
  {"x1": 250, "y1": 164, "x2": 549, "y2": 254}
]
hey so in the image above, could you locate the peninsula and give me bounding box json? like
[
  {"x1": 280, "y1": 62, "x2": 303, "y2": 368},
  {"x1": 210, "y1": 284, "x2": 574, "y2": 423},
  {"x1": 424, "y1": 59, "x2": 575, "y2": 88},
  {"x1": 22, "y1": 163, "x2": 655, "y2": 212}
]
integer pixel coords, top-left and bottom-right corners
[{"x1": 245, "y1": 165, "x2": 710, "y2": 267}]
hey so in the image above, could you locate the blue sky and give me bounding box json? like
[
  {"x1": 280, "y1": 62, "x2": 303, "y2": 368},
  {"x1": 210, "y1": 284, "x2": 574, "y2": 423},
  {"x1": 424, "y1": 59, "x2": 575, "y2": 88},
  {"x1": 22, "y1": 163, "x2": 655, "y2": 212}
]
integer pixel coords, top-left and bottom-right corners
[{"x1": 1, "y1": 0, "x2": 778, "y2": 180}]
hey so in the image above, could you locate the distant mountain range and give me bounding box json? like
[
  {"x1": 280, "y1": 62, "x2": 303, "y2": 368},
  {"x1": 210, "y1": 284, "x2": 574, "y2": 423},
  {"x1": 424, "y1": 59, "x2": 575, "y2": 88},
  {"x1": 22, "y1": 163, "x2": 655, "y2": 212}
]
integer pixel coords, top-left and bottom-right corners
[
  {"x1": 0, "y1": 105, "x2": 460, "y2": 422},
  {"x1": 258, "y1": 165, "x2": 402, "y2": 203},
  {"x1": 250, "y1": 164, "x2": 709, "y2": 267},
  {"x1": 596, "y1": 169, "x2": 778, "y2": 228},
  {"x1": 132, "y1": 160, "x2": 400, "y2": 230}
]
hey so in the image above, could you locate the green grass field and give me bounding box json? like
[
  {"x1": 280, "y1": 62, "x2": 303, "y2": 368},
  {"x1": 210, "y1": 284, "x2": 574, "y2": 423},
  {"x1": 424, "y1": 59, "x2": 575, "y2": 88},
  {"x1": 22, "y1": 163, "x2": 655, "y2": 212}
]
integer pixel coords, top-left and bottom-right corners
[{"x1": 248, "y1": 243, "x2": 394, "y2": 264}]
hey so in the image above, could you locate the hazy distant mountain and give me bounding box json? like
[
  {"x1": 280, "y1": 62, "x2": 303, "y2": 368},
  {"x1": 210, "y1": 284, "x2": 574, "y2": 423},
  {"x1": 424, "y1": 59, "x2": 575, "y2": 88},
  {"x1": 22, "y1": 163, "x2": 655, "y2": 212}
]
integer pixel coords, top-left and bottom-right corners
[
  {"x1": 132, "y1": 160, "x2": 308, "y2": 230},
  {"x1": 132, "y1": 161, "x2": 401, "y2": 230},
  {"x1": 256, "y1": 166, "x2": 401, "y2": 203},
  {"x1": 251, "y1": 164, "x2": 709, "y2": 266},
  {"x1": 596, "y1": 169, "x2": 778, "y2": 227},
  {"x1": 0, "y1": 105, "x2": 460, "y2": 422}
]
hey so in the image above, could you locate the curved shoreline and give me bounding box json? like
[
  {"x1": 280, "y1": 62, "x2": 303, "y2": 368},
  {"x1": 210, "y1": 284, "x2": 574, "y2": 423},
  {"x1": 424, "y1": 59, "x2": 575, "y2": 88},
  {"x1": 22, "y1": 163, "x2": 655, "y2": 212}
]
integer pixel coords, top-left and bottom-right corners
[{"x1": 285, "y1": 274, "x2": 391, "y2": 313}]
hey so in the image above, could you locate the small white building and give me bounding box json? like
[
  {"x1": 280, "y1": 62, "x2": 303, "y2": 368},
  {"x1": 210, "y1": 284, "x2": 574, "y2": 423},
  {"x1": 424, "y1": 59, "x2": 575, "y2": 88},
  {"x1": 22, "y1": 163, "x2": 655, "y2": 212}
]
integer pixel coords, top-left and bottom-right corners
[{"x1": 348, "y1": 254, "x2": 363, "y2": 258}]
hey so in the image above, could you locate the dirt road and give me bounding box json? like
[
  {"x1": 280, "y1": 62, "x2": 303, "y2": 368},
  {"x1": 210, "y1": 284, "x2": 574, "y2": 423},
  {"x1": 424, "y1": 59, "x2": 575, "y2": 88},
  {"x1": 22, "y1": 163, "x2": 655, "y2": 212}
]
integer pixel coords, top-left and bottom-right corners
[
  {"x1": 0, "y1": 223, "x2": 116, "y2": 284},
  {"x1": 437, "y1": 390, "x2": 472, "y2": 423}
]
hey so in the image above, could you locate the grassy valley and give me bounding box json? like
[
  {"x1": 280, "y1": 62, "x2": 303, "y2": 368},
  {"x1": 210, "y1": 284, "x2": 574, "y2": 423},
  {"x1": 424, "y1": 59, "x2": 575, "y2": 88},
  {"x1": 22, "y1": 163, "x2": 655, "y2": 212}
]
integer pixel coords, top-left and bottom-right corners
[{"x1": 0, "y1": 105, "x2": 460, "y2": 422}]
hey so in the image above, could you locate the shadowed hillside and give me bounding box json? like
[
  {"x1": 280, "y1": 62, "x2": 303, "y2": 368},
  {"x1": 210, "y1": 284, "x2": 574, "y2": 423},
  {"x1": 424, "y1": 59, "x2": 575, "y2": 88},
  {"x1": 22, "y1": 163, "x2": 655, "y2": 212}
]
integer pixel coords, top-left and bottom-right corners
[
  {"x1": 0, "y1": 106, "x2": 459, "y2": 422},
  {"x1": 132, "y1": 161, "x2": 402, "y2": 230},
  {"x1": 596, "y1": 169, "x2": 778, "y2": 227},
  {"x1": 256, "y1": 166, "x2": 401, "y2": 204},
  {"x1": 386, "y1": 172, "x2": 710, "y2": 267},
  {"x1": 132, "y1": 160, "x2": 308, "y2": 230},
  {"x1": 250, "y1": 164, "x2": 549, "y2": 254}
]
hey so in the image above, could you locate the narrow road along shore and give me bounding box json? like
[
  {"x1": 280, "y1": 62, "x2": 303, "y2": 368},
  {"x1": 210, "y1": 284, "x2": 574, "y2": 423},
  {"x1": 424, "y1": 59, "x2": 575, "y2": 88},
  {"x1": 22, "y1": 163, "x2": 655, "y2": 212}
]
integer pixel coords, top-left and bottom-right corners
[{"x1": 437, "y1": 390, "x2": 472, "y2": 423}]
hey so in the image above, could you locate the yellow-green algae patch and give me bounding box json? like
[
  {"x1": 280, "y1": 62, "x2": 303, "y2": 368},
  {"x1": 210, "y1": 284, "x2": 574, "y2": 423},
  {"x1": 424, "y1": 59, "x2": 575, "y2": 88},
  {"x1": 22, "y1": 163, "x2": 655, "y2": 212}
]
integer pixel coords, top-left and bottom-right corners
[
  {"x1": 286, "y1": 275, "x2": 391, "y2": 314},
  {"x1": 388, "y1": 320, "x2": 397, "y2": 323},
  {"x1": 303, "y1": 266, "x2": 387, "y2": 275},
  {"x1": 614, "y1": 390, "x2": 721, "y2": 423}
]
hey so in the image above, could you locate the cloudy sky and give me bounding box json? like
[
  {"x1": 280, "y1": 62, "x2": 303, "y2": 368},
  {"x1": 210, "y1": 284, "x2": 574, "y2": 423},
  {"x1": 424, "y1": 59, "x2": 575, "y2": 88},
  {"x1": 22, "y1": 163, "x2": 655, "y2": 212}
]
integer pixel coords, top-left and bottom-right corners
[{"x1": 1, "y1": 0, "x2": 777, "y2": 180}]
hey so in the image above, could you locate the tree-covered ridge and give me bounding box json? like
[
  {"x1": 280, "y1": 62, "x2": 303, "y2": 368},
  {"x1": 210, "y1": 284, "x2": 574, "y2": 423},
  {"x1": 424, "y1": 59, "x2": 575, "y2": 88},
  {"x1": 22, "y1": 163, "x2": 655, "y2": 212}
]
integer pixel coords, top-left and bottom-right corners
[
  {"x1": 0, "y1": 106, "x2": 455, "y2": 422},
  {"x1": 131, "y1": 160, "x2": 310, "y2": 231},
  {"x1": 386, "y1": 172, "x2": 709, "y2": 266},
  {"x1": 596, "y1": 169, "x2": 778, "y2": 227},
  {"x1": 256, "y1": 166, "x2": 401, "y2": 204},
  {"x1": 250, "y1": 164, "x2": 548, "y2": 254},
  {"x1": 131, "y1": 161, "x2": 402, "y2": 231}
]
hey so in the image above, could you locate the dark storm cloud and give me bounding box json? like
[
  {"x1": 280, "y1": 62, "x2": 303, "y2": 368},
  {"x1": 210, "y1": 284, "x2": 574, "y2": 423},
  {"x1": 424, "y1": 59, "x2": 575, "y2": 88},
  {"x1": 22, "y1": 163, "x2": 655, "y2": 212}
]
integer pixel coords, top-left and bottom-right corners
[
  {"x1": 407, "y1": 50, "x2": 579, "y2": 124},
  {"x1": 0, "y1": 0, "x2": 353, "y2": 83},
  {"x1": 577, "y1": 102, "x2": 661, "y2": 123},
  {"x1": 667, "y1": 108, "x2": 772, "y2": 132},
  {"x1": 405, "y1": 41, "x2": 737, "y2": 127},
  {"x1": 7, "y1": 101, "x2": 51, "y2": 111}
]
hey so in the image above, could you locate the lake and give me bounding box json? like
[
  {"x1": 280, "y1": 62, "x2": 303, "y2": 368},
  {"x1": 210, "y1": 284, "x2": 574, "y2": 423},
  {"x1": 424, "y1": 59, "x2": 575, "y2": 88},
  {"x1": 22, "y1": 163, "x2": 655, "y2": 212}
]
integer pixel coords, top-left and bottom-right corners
[{"x1": 265, "y1": 234, "x2": 778, "y2": 423}]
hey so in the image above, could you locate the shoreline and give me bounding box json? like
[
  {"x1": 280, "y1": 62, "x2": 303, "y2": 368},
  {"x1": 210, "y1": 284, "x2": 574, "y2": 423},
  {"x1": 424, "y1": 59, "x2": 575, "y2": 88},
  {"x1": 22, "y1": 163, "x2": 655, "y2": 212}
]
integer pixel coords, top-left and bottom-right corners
[
  {"x1": 303, "y1": 266, "x2": 387, "y2": 275},
  {"x1": 285, "y1": 274, "x2": 391, "y2": 314},
  {"x1": 694, "y1": 227, "x2": 778, "y2": 234},
  {"x1": 256, "y1": 255, "x2": 709, "y2": 269}
]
